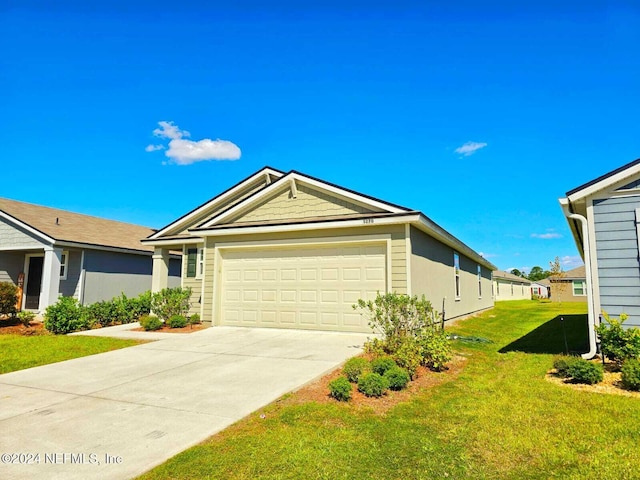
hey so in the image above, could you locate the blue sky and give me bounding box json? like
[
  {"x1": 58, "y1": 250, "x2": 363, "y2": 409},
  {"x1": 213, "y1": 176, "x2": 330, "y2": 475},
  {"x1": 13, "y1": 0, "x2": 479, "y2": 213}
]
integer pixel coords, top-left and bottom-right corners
[{"x1": 2, "y1": 1, "x2": 639, "y2": 274}]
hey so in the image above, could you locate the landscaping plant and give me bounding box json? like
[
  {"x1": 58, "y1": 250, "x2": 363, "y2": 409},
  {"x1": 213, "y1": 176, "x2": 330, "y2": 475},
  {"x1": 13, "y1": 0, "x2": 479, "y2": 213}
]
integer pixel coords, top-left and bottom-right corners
[
  {"x1": 566, "y1": 358, "x2": 604, "y2": 385},
  {"x1": 168, "y1": 315, "x2": 188, "y2": 328},
  {"x1": 16, "y1": 310, "x2": 36, "y2": 328},
  {"x1": 552, "y1": 355, "x2": 581, "y2": 378},
  {"x1": 140, "y1": 314, "x2": 162, "y2": 331},
  {"x1": 44, "y1": 296, "x2": 89, "y2": 334},
  {"x1": 595, "y1": 311, "x2": 640, "y2": 367},
  {"x1": 189, "y1": 313, "x2": 201, "y2": 325},
  {"x1": 384, "y1": 366, "x2": 411, "y2": 390},
  {"x1": 343, "y1": 357, "x2": 370, "y2": 383},
  {"x1": 357, "y1": 372, "x2": 389, "y2": 397},
  {"x1": 0, "y1": 281, "x2": 18, "y2": 318},
  {"x1": 328, "y1": 377, "x2": 352, "y2": 401},
  {"x1": 621, "y1": 359, "x2": 640, "y2": 391},
  {"x1": 419, "y1": 329, "x2": 452, "y2": 371},
  {"x1": 151, "y1": 287, "x2": 192, "y2": 321},
  {"x1": 371, "y1": 356, "x2": 397, "y2": 375}
]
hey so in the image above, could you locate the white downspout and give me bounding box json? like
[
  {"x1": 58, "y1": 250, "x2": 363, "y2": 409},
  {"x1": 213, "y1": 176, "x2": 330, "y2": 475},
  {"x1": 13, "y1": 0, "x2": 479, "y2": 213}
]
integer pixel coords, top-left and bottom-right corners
[{"x1": 562, "y1": 206, "x2": 597, "y2": 359}]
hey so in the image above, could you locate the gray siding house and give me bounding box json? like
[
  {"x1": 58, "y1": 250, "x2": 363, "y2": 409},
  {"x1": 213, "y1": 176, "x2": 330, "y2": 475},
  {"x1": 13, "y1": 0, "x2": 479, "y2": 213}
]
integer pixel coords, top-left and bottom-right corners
[
  {"x1": 560, "y1": 158, "x2": 640, "y2": 355},
  {"x1": 0, "y1": 198, "x2": 181, "y2": 312}
]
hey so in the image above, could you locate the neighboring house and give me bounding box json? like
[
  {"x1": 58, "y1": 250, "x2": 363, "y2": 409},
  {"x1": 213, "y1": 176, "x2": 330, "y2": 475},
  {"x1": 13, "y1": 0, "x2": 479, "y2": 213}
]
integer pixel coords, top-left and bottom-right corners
[
  {"x1": 547, "y1": 265, "x2": 587, "y2": 303},
  {"x1": 560, "y1": 158, "x2": 640, "y2": 331},
  {"x1": 0, "y1": 198, "x2": 181, "y2": 312},
  {"x1": 531, "y1": 278, "x2": 550, "y2": 298},
  {"x1": 492, "y1": 270, "x2": 532, "y2": 300},
  {"x1": 144, "y1": 167, "x2": 496, "y2": 333}
]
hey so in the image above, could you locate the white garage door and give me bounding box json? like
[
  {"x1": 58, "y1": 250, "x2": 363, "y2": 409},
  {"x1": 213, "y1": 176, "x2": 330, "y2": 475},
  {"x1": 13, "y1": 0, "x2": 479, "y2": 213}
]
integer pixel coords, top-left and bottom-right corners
[{"x1": 220, "y1": 244, "x2": 386, "y2": 332}]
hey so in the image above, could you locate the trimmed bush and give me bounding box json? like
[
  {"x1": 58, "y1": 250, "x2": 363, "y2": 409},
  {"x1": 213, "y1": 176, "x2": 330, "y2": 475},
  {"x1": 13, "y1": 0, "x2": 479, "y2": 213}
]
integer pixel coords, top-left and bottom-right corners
[
  {"x1": 189, "y1": 313, "x2": 201, "y2": 325},
  {"x1": 16, "y1": 310, "x2": 36, "y2": 327},
  {"x1": 329, "y1": 376, "x2": 352, "y2": 401},
  {"x1": 595, "y1": 312, "x2": 640, "y2": 366},
  {"x1": 566, "y1": 359, "x2": 604, "y2": 385},
  {"x1": 343, "y1": 357, "x2": 370, "y2": 383},
  {"x1": 357, "y1": 372, "x2": 389, "y2": 397},
  {"x1": 363, "y1": 337, "x2": 387, "y2": 356},
  {"x1": 0, "y1": 281, "x2": 18, "y2": 317},
  {"x1": 384, "y1": 366, "x2": 410, "y2": 391},
  {"x1": 621, "y1": 359, "x2": 640, "y2": 391},
  {"x1": 44, "y1": 296, "x2": 89, "y2": 334},
  {"x1": 140, "y1": 315, "x2": 162, "y2": 331},
  {"x1": 553, "y1": 355, "x2": 581, "y2": 378},
  {"x1": 168, "y1": 315, "x2": 188, "y2": 328},
  {"x1": 86, "y1": 300, "x2": 118, "y2": 328},
  {"x1": 394, "y1": 339, "x2": 422, "y2": 379},
  {"x1": 371, "y1": 356, "x2": 397, "y2": 375},
  {"x1": 151, "y1": 287, "x2": 192, "y2": 321},
  {"x1": 419, "y1": 329, "x2": 452, "y2": 371}
]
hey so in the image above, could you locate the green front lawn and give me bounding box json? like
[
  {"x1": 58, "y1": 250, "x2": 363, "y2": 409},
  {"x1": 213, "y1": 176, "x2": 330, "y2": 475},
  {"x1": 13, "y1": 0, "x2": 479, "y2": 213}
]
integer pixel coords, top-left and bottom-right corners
[
  {"x1": 140, "y1": 301, "x2": 640, "y2": 479},
  {"x1": 0, "y1": 335, "x2": 142, "y2": 374}
]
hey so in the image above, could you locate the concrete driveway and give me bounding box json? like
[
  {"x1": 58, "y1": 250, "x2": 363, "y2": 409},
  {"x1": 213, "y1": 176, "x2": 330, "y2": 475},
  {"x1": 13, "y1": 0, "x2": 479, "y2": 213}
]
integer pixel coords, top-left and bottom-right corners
[{"x1": 0, "y1": 326, "x2": 368, "y2": 480}]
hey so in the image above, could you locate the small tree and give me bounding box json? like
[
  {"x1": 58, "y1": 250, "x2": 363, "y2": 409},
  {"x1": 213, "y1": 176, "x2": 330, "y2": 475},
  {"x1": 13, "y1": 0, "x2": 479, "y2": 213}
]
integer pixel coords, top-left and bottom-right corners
[
  {"x1": 549, "y1": 256, "x2": 566, "y2": 302},
  {"x1": 0, "y1": 282, "x2": 19, "y2": 317}
]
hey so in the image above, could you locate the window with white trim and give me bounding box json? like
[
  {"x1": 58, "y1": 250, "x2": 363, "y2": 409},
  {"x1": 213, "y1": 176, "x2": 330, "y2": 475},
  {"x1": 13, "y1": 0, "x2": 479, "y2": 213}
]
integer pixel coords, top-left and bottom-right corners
[
  {"x1": 60, "y1": 251, "x2": 69, "y2": 279},
  {"x1": 573, "y1": 280, "x2": 586, "y2": 296},
  {"x1": 196, "y1": 247, "x2": 204, "y2": 279},
  {"x1": 454, "y1": 252, "x2": 461, "y2": 299},
  {"x1": 477, "y1": 265, "x2": 482, "y2": 298}
]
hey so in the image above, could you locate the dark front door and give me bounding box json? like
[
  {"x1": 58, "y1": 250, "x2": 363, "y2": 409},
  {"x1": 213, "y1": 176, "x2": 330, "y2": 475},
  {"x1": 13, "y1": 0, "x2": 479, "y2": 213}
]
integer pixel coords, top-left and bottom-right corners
[{"x1": 25, "y1": 256, "x2": 44, "y2": 310}]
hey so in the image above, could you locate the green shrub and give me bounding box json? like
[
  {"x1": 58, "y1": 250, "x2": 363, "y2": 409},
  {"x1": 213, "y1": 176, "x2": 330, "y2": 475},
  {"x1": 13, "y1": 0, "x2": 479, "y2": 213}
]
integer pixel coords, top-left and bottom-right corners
[
  {"x1": 384, "y1": 366, "x2": 411, "y2": 390},
  {"x1": 343, "y1": 357, "x2": 370, "y2": 383},
  {"x1": 16, "y1": 310, "x2": 36, "y2": 327},
  {"x1": 595, "y1": 311, "x2": 640, "y2": 366},
  {"x1": 566, "y1": 359, "x2": 604, "y2": 385},
  {"x1": 0, "y1": 281, "x2": 18, "y2": 317},
  {"x1": 86, "y1": 300, "x2": 118, "y2": 328},
  {"x1": 552, "y1": 355, "x2": 581, "y2": 378},
  {"x1": 621, "y1": 359, "x2": 640, "y2": 391},
  {"x1": 151, "y1": 287, "x2": 192, "y2": 321},
  {"x1": 371, "y1": 356, "x2": 397, "y2": 375},
  {"x1": 353, "y1": 293, "x2": 440, "y2": 353},
  {"x1": 140, "y1": 315, "x2": 162, "y2": 331},
  {"x1": 189, "y1": 313, "x2": 201, "y2": 325},
  {"x1": 419, "y1": 329, "x2": 452, "y2": 371},
  {"x1": 393, "y1": 339, "x2": 422, "y2": 379},
  {"x1": 44, "y1": 296, "x2": 89, "y2": 334},
  {"x1": 363, "y1": 337, "x2": 387, "y2": 356},
  {"x1": 328, "y1": 376, "x2": 353, "y2": 401},
  {"x1": 168, "y1": 315, "x2": 188, "y2": 328},
  {"x1": 357, "y1": 372, "x2": 389, "y2": 397}
]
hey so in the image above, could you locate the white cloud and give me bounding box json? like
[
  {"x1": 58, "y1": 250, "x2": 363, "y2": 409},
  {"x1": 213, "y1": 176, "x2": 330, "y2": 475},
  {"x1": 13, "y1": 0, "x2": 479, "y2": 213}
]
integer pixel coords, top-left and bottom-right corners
[
  {"x1": 561, "y1": 255, "x2": 583, "y2": 269},
  {"x1": 531, "y1": 232, "x2": 563, "y2": 239},
  {"x1": 147, "y1": 121, "x2": 241, "y2": 165},
  {"x1": 479, "y1": 252, "x2": 498, "y2": 259},
  {"x1": 454, "y1": 141, "x2": 487, "y2": 157},
  {"x1": 145, "y1": 144, "x2": 165, "y2": 152}
]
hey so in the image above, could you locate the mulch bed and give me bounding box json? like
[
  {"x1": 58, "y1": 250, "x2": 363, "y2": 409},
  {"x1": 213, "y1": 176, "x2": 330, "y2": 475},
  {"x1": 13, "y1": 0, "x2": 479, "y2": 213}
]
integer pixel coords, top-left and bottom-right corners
[
  {"x1": 546, "y1": 362, "x2": 640, "y2": 398},
  {"x1": 272, "y1": 354, "x2": 468, "y2": 414},
  {"x1": 131, "y1": 323, "x2": 208, "y2": 334},
  {"x1": 0, "y1": 317, "x2": 47, "y2": 336}
]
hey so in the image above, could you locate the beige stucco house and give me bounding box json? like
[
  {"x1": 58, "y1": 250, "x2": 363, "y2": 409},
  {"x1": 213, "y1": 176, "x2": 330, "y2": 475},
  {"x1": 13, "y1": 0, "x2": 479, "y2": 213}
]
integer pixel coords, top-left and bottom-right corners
[
  {"x1": 492, "y1": 270, "x2": 532, "y2": 301},
  {"x1": 144, "y1": 167, "x2": 496, "y2": 333},
  {"x1": 548, "y1": 266, "x2": 587, "y2": 303}
]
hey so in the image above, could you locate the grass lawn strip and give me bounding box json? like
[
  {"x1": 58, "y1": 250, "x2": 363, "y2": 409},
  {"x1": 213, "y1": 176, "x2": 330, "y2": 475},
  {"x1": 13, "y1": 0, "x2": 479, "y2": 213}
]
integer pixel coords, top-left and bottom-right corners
[
  {"x1": 0, "y1": 335, "x2": 143, "y2": 374},
  {"x1": 138, "y1": 300, "x2": 640, "y2": 479}
]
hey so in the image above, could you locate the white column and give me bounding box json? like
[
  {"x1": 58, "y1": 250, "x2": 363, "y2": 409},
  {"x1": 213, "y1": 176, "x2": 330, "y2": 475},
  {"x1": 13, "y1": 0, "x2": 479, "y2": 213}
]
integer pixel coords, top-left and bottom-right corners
[
  {"x1": 151, "y1": 248, "x2": 170, "y2": 293},
  {"x1": 39, "y1": 247, "x2": 62, "y2": 311}
]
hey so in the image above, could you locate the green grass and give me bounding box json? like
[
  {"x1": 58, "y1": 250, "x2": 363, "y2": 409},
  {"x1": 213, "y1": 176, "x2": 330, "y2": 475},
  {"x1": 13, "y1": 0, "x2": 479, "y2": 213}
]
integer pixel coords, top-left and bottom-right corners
[
  {"x1": 0, "y1": 334, "x2": 142, "y2": 374},
  {"x1": 139, "y1": 301, "x2": 640, "y2": 480}
]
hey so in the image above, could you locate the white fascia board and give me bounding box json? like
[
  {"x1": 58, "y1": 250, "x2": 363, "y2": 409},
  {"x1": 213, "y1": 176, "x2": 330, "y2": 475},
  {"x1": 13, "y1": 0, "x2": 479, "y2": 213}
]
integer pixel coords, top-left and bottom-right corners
[
  {"x1": 0, "y1": 211, "x2": 55, "y2": 245},
  {"x1": 55, "y1": 240, "x2": 182, "y2": 258},
  {"x1": 142, "y1": 237, "x2": 204, "y2": 247},
  {"x1": 559, "y1": 197, "x2": 585, "y2": 258},
  {"x1": 199, "y1": 171, "x2": 407, "y2": 229},
  {"x1": 413, "y1": 215, "x2": 496, "y2": 270},
  {"x1": 567, "y1": 163, "x2": 640, "y2": 203},
  {"x1": 194, "y1": 214, "x2": 421, "y2": 237},
  {"x1": 148, "y1": 167, "x2": 283, "y2": 240}
]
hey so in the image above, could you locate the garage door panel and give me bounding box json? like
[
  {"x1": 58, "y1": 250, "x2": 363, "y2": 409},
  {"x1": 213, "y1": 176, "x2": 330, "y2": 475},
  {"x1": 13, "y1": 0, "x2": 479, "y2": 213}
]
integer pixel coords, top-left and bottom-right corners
[{"x1": 220, "y1": 243, "x2": 386, "y2": 332}]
